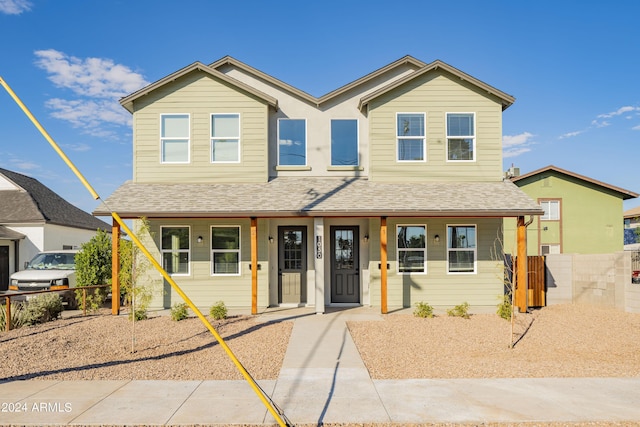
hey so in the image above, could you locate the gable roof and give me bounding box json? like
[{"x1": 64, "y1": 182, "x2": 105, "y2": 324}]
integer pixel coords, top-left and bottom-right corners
[
  {"x1": 511, "y1": 165, "x2": 638, "y2": 200},
  {"x1": 119, "y1": 62, "x2": 279, "y2": 113},
  {"x1": 210, "y1": 55, "x2": 427, "y2": 107},
  {"x1": 358, "y1": 60, "x2": 516, "y2": 111},
  {"x1": 94, "y1": 177, "x2": 543, "y2": 219},
  {"x1": 0, "y1": 168, "x2": 111, "y2": 231},
  {"x1": 624, "y1": 206, "x2": 640, "y2": 219}
]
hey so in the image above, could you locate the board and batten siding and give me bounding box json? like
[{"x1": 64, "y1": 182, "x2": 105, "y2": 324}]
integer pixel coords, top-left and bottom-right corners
[
  {"x1": 143, "y1": 218, "x2": 270, "y2": 310},
  {"x1": 368, "y1": 71, "x2": 504, "y2": 182},
  {"x1": 132, "y1": 71, "x2": 270, "y2": 183},
  {"x1": 367, "y1": 217, "x2": 504, "y2": 311}
]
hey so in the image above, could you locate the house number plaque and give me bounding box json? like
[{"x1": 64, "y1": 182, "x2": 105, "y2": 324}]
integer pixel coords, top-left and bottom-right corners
[{"x1": 316, "y1": 236, "x2": 322, "y2": 259}]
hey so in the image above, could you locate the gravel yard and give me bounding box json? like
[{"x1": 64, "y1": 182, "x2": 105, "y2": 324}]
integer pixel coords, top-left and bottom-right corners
[{"x1": 1, "y1": 303, "x2": 639, "y2": 382}]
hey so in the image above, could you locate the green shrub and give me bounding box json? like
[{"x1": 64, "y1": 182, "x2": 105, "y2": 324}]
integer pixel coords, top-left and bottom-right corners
[
  {"x1": 75, "y1": 229, "x2": 112, "y2": 312},
  {"x1": 413, "y1": 301, "x2": 434, "y2": 318},
  {"x1": 0, "y1": 302, "x2": 28, "y2": 331},
  {"x1": 446, "y1": 302, "x2": 470, "y2": 319},
  {"x1": 129, "y1": 308, "x2": 148, "y2": 321},
  {"x1": 24, "y1": 294, "x2": 64, "y2": 325},
  {"x1": 209, "y1": 301, "x2": 228, "y2": 320},
  {"x1": 497, "y1": 294, "x2": 512, "y2": 320},
  {"x1": 170, "y1": 302, "x2": 189, "y2": 321}
]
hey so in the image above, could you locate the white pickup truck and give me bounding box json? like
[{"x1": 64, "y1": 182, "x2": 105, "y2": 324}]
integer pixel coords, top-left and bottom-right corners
[{"x1": 9, "y1": 250, "x2": 79, "y2": 309}]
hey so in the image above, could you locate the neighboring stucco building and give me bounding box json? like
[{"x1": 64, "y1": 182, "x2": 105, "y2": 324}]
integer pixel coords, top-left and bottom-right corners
[
  {"x1": 95, "y1": 55, "x2": 542, "y2": 314},
  {"x1": 624, "y1": 206, "x2": 640, "y2": 249},
  {"x1": 0, "y1": 168, "x2": 111, "y2": 290},
  {"x1": 504, "y1": 165, "x2": 638, "y2": 255}
]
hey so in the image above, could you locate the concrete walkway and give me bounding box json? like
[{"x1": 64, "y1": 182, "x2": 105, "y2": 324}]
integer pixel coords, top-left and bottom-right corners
[{"x1": 1, "y1": 307, "x2": 639, "y2": 426}]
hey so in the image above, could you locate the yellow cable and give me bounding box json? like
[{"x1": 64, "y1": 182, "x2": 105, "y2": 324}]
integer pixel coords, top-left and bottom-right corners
[{"x1": 0, "y1": 76, "x2": 289, "y2": 427}]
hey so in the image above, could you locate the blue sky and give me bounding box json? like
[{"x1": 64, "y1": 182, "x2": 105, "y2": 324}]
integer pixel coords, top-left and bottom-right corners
[{"x1": 1, "y1": 0, "x2": 639, "y2": 216}]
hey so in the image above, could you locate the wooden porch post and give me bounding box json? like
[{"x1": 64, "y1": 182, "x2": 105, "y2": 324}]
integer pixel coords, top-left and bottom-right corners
[
  {"x1": 515, "y1": 216, "x2": 528, "y2": 313},
  {"x1": 380, "y1": 217, "x2": 388, "y2": 314},
  {"x1": 250, "y1": 217, "x2": 258, "y2": 315},
  {"x1": 111, "y1": 218, "x2": 120, "y2": 315}
]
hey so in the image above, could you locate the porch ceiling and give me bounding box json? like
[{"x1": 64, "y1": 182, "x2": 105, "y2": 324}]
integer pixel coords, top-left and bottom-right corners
[{"x1": 93, "y1": 177, "x2": 544, "y2": 219}]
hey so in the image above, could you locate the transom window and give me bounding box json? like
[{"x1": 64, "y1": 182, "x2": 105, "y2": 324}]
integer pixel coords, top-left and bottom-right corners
[
  {"x1": 160, "y1": 114, "x2": 190, "y2": 163},
  {"x1": 211, "y1": 226, "x2": 240, "y2": 275},
  {"x1": 447, "y1": 113, "x2": 475, "y2": 161},
  {"x1": 397, "y1": 113, "x2": 425, "y2": 161},
  {"x1": 211, "y1": 114, "x2": 240, "y2": 162},
  {"x1": 447, "y1": 225, "x2": 476, "y2": 273},
  {"x1": 397, "y1": 225, "x2": 426, "y2": 273},
  {"x1": 161, "y1": 226, "x2": 190, "y2": 275},
  {"x1": 278, "y1": 119, "x2": 306, "y2": 166},
  {"x1": 331, "y1": 119, "x2": 358, "y2": 166},
  {"x1": 541, "y1": 200, "x2": 560, "y2": 220}
]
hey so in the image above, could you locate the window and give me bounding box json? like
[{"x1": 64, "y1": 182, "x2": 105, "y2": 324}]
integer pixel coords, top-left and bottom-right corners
[
  {"x1": 161, "y1": 114, "x2": 189, "y2": 163},
  {"x1": 211, "y1": 226, "x2": 240, "y2": 275},
  {"x1": 447, "y1": 225, "x2": 476, "y2": 273},
  {"x1": 397, "y1": 225, "x2": 426, "y2": 273},
  {"x1": 397, "y1": 113, "x2": 425, "y2": 161},
  {"x1": 447, "y1": 113, "x2": 475, "y2": 161},
  {"x1": 541, "y1": 244, "x2": 560, "y2": 255},
  {"x1": 331, "y1": 119, "x2": 358, "y2": 166},
  {"x1": 541, "y1": 200, "x2": 560, "y2": 220},
  {"x1": 278, "y1": 119, "x2": 306, "y2": 166},
  {"x1": 161, "y1": 226, "x2": 190, "y2": 275},
  {"x1": 211, "y1": 114, "x2": 240, "y2": 162}
]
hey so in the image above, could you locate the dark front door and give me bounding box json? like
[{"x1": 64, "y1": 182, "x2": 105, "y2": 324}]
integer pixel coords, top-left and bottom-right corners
[
  {"x1": 330, "y1": 226, "x2": 360, "y2": 303},
  {"x1": 278, "y1": 227, "x2": 307, "y2": 304},
  {"x1": 0, "y1": 246, "x2": 8, "y2": 291}
]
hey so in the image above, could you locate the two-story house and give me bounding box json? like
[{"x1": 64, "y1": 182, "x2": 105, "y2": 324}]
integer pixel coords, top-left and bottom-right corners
[{"x1": 95, "y1": 56, "x2": 542, "y2": 314}]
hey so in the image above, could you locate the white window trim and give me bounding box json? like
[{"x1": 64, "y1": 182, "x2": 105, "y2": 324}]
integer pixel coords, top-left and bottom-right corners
[
  {"x1": 396, "y1": 112, "x2": 426, "y2": 162},
  {"x1": 330, "y1": 118, "x2": 360, "y2": 167},
  {"x1": 446, "y1": 224, "x2": 477, "y2": 275},
  {"x1": 210, "y1": 225, "x2": 241, "y2": 277},
  {"x1": 277, "y1": 118, "x2": 307, "y2": 166},
  {"x1": 396, "y1": 224, "x2": 427, "y2": 275},
  {"x1": 160, "y1": 113, "x2": 190, "y2": 164},
  {"x1": 445, "y1": 112, "x2": 476, "y2": 162},
  {"x1": 210, "y1": 113, "x2": 241, "y2": 164},
  {"x1": 540, "y1": 200, "x2": 561, "y2": 221},
  {"x1": 160, "y1": 225, "x2": 191, "y2": 276}
]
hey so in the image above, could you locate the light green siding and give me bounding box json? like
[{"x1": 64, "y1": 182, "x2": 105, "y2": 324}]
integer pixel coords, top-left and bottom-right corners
[
  {"x1": 504, "y1": 172, "x2": 626, "y2": 255},
  {"x1": 132, "y1": 71, "x2": 269, "y2": 183},
  {"x1": 368, "y1": 71, "x2": 504, "y2": 182},
  {"x1": 367, "y1": 217, "x2": 504, "y2": 310},
  {"x1": 143, "y1": 218, "x2": 270, "y2": 310}
]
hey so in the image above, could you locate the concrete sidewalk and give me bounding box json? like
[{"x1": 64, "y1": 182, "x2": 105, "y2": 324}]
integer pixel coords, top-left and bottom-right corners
[{"x1": 1, "y1": 307, "x2": 639, "y2": 426}]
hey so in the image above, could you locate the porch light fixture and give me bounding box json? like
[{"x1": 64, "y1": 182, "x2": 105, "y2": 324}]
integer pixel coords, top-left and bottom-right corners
[
  {"x1": 268, "y1": 236, "x2": 274, "y2": 243},
  {"x1": 197, "y1": 236, "x2": 203, "y2": 244},
  {"x1": 434, "y1": 234, "x2": 440, "y2": 243},
  {"x1": 363, "y1": 234, "x2": 369, "y2": 243}
]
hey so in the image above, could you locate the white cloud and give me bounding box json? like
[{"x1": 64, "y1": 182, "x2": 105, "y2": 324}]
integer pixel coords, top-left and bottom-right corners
[
  {"x1": 633, "y1": 125, "x2": 640, "y2": 131},
  {"x1": 0, "y1": 0, "x2": 32, "y2": 14},
  {"x1": 10, "y1": 158, "x2": 39, "y2": 170},
  {"x1": 590, "y1": 119, "x2": 610, "y2": 128},
  {"x1": 34, "y1": 49, "x2": 148, "y2": 98},
  {"x1": 62, "y1": 143, "x2": 91, "y2": 152},
  {"x1": 33, "y1": 50, "x2": 147, "y2": 138},
  {"x1": 502, "y1": 132, "x2": 535, "y2": 158},
  {"x1": 559, "y1": 130, "x2": 583, "y2": 139},
  {"x1": 597, "y1": 106, "x2": 639, "y2": 119}
]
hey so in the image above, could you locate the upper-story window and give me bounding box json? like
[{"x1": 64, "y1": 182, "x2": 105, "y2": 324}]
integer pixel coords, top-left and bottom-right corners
[
  {"x1": 331, "y1": 119, "x2": 358, "y2": 166},
  {"x1": 161, "y1": 226, "x2": 190, "y2": 275},
  {"x1": 160, "y1": 114, "x2": 190, "y2": 163},
  {"x1": 397, "y1": 113, "x2": 425, "y2": 161},
  {"x1": 278, "y1": 118, "x2": 306, "y2": 166},
  {"x1": 541, "y1": 200, "x2": 560, "y2": 220},
  {"x1": 211, "y1": 114, "x2": 240, "y2": 163},
  {"x1": 447, "y1": 113, "x2": 475, "y2": 161}
]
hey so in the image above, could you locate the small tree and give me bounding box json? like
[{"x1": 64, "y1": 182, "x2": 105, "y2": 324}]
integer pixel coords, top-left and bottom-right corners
[{"x1": 75, "y1": 229, "x2": 112, "y2": 311}]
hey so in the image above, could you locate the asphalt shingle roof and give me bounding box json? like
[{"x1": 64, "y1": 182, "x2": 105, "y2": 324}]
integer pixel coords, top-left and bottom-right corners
[
  {"x1": 94, "y1": 177, "x2": 543, "y2": 218},
  {"x1": 0, "y1": 168, "x2": 111, "y2": 231}
]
